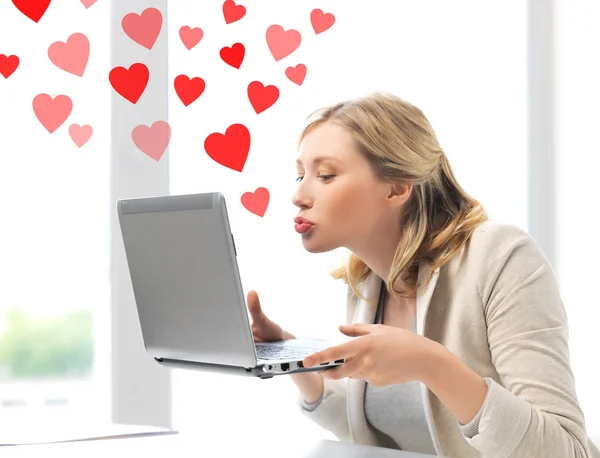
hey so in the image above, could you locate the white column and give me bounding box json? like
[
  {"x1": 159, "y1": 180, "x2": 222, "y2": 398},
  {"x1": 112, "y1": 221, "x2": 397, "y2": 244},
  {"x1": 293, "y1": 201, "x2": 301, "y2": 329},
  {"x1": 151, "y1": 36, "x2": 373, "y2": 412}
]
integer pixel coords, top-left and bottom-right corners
[
  {"x1": 109, "y1": 0, "x2": 171, "y2": 427},
  {"x1": 526, "y1": 0, "x2": 557, "y2": 272}
]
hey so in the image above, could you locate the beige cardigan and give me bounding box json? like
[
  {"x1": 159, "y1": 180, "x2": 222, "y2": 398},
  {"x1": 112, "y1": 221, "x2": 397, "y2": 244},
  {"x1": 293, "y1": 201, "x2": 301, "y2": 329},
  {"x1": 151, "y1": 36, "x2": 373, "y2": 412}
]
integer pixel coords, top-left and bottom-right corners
[{"x1": 297, "y1": 220, "x2": 600, "y2": 458}]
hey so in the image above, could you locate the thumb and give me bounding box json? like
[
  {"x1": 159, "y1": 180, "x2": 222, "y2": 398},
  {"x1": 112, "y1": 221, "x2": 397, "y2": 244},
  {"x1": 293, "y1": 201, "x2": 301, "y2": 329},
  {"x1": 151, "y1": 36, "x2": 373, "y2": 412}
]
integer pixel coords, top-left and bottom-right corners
[
  {"x1": 247, "y1": 290, "x2": 265, "y2": 320},
  {"x1": 339, "y1": 323, "x2": 373, "y2": 337}
]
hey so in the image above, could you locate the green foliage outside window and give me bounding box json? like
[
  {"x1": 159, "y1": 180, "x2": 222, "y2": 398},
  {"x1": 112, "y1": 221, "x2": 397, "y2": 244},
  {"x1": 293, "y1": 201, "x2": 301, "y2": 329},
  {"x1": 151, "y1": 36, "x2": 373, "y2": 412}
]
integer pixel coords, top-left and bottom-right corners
[{"x1": 0, "y1": 309, "x2": 94, "y2": 379}]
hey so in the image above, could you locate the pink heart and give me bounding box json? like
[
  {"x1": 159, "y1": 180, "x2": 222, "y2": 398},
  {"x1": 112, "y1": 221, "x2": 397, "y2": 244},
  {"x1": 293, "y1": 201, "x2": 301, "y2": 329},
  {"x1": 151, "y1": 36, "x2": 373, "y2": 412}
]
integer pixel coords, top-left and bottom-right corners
[
  {"x1": 48, "y1": 33, "x2": 90, "y2": 77},
  {"x1": 80, "y1": 0, "x2": 97, "y2": 8},
  {"x1": 122, "y1": 7, "x2": 163, "y2": 50},
  {"x1": 131, "y1": 120, "x2": 171, "y2": 161},
  {"x1": 241, "y1": 187, "x2": 270, "y2": 217},
  {"x1": 32, "y1": 94, "x2": 72, "y2": 133},
  {"x1": 310, "y1": 9, "x2": 335, "y2": 34},
  {"x1": 179, "y1": 26, "x2": 203, "y2": 50},
  {"x1": 69, "y1": 124, "x2": 93, "y2": 147},
  {"x1": 285, "y1": 64, "x2": 307, "y2": 86},
  {"x1": 266, "y1": 25, "x2": 301, "y2": 62}
]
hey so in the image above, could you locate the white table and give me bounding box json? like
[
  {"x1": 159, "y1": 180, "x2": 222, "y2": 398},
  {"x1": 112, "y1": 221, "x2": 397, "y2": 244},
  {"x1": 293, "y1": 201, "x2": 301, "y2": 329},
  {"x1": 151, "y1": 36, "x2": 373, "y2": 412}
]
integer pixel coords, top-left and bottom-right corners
[{"x1": 0, "y1": 433, "x2": 442, "y2": 458}]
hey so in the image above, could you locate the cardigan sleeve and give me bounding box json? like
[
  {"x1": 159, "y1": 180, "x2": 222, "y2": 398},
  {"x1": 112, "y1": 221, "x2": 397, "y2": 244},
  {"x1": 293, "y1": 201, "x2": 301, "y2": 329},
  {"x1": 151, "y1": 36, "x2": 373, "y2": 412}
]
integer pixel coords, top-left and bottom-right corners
[
  {"x1": 296, "y1": 376, "x2": 352, "y2": 442},
  {"x1": 464, "y1": 224, "x2": 599, "y2": 458},
  {"x1": 457, "y1": 376, "x2": 493, "y2": 438},
  {"x1": 301, "y1": 393, "x2": 324, "y2": 411}
]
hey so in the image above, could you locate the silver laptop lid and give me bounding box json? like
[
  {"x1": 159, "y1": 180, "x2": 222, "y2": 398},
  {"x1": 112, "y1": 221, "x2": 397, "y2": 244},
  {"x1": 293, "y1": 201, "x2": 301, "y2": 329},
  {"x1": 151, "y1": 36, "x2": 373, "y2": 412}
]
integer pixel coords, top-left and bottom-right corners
[{"x1": 116, "y1": 192, "x2": 257, "y2": 368}]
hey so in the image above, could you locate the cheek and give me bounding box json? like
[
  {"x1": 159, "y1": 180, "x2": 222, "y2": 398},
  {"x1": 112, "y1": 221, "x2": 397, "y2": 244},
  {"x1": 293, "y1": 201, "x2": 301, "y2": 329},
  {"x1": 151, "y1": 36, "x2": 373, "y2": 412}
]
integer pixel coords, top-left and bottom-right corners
[{"x1": 330, "y1": 181, "x2": 380, "y2": 224}]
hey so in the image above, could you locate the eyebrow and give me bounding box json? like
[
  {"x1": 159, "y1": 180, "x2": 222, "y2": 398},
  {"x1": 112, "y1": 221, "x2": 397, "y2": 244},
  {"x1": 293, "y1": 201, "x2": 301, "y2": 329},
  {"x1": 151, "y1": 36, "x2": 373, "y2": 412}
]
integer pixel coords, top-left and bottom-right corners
[{"x1": 295, "y1": 156, "x2": 341, "y2": 167}]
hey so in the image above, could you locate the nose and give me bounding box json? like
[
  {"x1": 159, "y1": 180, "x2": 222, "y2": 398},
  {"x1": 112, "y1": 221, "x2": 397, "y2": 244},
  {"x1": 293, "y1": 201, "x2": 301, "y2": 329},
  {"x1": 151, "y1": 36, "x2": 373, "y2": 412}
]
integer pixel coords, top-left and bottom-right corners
[{"x1": 292, "y1": 184, "x2": 311, "y2": 209}]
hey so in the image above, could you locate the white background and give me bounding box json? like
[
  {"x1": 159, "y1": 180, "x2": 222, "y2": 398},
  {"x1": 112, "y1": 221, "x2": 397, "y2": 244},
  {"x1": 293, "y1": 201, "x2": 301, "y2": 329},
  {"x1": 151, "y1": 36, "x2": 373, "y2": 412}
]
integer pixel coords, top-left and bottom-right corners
[{"x1": 0, "y1": 0, "x2": 598, "y2": 448}]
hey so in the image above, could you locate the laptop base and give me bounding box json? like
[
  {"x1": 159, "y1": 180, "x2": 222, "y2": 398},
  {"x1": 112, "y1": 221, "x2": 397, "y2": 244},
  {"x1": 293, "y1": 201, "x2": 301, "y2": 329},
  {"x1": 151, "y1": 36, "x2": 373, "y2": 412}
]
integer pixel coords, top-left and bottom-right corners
[{"x1": 154, "y1": 357, "x2": 334, "y2": 379}]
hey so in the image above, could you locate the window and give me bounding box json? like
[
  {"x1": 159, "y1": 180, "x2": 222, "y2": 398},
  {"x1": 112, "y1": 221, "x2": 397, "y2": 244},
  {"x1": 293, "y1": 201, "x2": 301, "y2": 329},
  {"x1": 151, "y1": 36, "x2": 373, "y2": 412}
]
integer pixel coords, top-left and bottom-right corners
[
  {"x1": 555, "y1": 0, "x2": 600, "y2": 435},
  {"x1": 166, "y1": 1, "x2": 528, "y2": 442},
  {"x1": 0, "y1": 0, "x2": 111, "y2": 430}
]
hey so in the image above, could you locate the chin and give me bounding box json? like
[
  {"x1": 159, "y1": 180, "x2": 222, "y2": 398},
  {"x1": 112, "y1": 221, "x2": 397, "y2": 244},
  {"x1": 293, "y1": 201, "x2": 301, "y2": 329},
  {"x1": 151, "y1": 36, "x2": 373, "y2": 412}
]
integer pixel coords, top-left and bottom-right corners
[
  {"x1": 301, "y1": 239, "x2": 337, "y2": 254},
  {"x1": 304, "y1": 245, "x2": 328, "y2": 254}
]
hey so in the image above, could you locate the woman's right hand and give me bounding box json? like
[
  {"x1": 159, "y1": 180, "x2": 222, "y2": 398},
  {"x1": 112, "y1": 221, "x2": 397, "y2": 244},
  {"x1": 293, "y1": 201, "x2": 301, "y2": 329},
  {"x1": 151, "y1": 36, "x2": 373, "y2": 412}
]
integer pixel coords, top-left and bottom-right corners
[
  {"x1": 248, "y1": 291, "x2": 324, "y2": 403},
  {"x1": 247, "y1": 290, "x2": 295, "y2": 342}
]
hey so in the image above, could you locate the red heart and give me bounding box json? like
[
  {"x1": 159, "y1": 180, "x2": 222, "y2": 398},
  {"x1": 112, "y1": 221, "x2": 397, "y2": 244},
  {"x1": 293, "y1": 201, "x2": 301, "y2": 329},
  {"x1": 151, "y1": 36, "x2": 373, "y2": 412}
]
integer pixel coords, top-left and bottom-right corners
[
  {"x1": 220, "y1": 43, "x2": 245, "y2": 69},
  {"x1": 109, "y1": 63, "x2": 149, "y2": 104},
  {"x1": 310, "y1": 9, "x2": 335, "y2": 34},
  {"x1": 122, "y1": 7, "x2": 163, "y2": 50},
  {"x1": 204, "y1": 123, "x2": 250, "y2": 172},
  {"x1": 174, "y1": 75, "x2": 205, "y2": 107},
  {"x1": 0, "y1": 55, "x2": 20, "y2": 79},
  {"x1": 285, "y1": 64, "x2": 306, "y2": 86},
  {"x1": 12, "y1": 0, "x2": 51, "y2": 23},
  {"x1": 247, "y1": 81, "x2": 279, "y2": 114},
  {"x1": 241, "y1": 188, "x2": 270, "y2": 217},
  {"x1": 222, "y1": 0, "x2": 246, "y2": 24},
  {"x1": 266, "y1": 25, "x2": 301, "y2": 62}
]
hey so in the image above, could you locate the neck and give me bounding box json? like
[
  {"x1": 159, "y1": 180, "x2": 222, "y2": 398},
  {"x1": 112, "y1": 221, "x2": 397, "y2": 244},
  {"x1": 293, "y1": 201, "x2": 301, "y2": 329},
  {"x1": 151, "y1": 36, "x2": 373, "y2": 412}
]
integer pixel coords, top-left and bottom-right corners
[{"x1": 346, "y1": 222, "x2": 402, "y2": 286}]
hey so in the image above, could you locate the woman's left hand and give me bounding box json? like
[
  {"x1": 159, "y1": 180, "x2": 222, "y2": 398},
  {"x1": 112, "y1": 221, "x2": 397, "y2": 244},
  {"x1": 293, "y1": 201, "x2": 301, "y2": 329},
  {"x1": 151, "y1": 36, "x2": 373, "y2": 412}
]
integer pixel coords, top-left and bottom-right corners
[{"x1": 302, "y1": 323, "x2": 441, "y2": 386}]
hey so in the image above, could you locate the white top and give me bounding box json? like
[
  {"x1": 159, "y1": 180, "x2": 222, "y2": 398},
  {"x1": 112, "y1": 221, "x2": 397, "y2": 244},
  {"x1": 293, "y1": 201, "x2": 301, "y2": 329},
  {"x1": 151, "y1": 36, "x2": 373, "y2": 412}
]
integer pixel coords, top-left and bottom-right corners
[{"x1": 363, "y1": 280, "x2": 437, "y2": 454}]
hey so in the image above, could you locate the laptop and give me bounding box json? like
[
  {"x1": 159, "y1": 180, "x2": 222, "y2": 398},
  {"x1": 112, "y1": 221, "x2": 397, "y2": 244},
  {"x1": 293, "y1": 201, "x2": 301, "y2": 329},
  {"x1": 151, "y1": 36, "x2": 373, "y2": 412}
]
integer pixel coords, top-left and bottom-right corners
[{"x1": 116, "y1": 191, "x2": 346, "y2": 379}]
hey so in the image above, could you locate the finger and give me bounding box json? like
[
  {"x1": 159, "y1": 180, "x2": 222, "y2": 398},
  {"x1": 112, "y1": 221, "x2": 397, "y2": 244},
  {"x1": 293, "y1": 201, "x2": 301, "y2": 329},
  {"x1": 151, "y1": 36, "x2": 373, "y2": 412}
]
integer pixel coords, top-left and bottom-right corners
[
  {"x1": 338, "y1": 323, "x2": 374, "y2": 337},
  {"x1": 247, "y1": 290, "x2": 264, "y2": 319},
  {"x1": 303, "y1": 341, "x2": 358, "y2": 368},
  {"x1": 322, "y1": 356, "x2": 362, "y2": 381}
]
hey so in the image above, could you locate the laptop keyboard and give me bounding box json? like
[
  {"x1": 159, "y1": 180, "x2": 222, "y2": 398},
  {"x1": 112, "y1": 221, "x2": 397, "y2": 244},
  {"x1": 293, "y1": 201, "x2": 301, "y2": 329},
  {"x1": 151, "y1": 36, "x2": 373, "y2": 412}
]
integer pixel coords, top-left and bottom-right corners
[{"x1": 255, "y1": 343, "x2": 321, "y2": 361}]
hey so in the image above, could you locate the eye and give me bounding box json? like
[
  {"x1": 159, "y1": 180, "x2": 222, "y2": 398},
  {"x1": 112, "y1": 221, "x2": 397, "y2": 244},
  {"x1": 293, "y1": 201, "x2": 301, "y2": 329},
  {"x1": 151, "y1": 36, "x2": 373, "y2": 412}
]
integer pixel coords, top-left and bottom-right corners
[
  {"x1": 319, "y1": 175, "x2": 335, "y2": 181},
  {"x1": 295, "y1": 174, "x2": 335, "y2": 183}
]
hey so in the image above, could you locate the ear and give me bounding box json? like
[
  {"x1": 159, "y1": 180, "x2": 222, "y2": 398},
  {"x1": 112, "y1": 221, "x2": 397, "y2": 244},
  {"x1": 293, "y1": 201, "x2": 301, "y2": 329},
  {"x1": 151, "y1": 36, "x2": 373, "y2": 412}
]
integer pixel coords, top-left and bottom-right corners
[{"x1": 387, "y1": 181, "x2": 413, "y2": 207}]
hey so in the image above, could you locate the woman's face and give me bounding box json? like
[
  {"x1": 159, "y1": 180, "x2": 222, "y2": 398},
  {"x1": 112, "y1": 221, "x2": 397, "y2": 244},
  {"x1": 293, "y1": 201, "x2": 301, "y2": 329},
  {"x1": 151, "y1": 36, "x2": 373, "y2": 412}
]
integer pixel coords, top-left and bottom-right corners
[{"x1": 292, "y1": 121, "x2": 403, "y2": 254}]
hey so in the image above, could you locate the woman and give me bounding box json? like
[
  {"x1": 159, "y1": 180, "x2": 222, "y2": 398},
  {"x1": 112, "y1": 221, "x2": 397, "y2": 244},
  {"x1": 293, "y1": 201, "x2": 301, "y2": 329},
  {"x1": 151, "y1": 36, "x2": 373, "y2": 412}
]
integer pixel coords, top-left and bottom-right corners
[{"x1": 247, "y1": 92, "x2": 600, "y2": 458}]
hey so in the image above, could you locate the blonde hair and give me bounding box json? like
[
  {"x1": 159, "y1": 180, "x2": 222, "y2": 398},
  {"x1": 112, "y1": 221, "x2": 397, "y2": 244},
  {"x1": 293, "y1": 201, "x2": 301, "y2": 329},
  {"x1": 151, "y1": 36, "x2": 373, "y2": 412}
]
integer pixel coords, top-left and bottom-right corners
[{"x1": 297, "y1": 91, "x2": 489, "y2": 304}]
